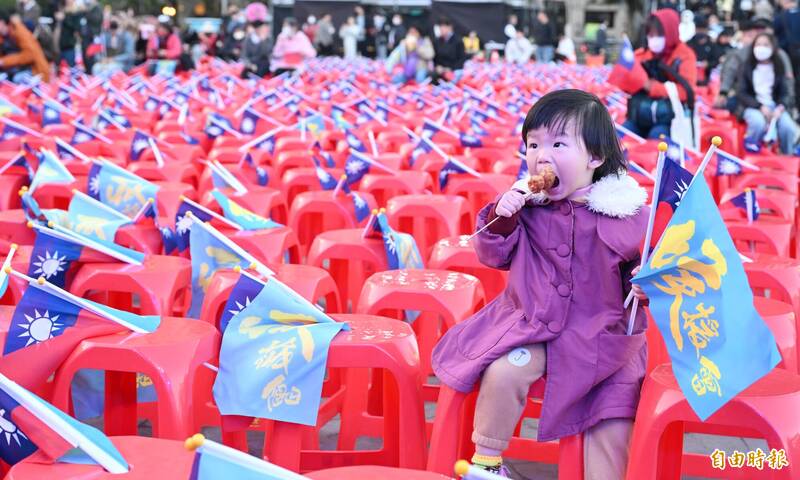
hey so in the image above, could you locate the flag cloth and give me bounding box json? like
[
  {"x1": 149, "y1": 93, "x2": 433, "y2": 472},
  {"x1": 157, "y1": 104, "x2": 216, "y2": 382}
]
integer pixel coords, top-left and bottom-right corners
[
  {"x1": 314, "y1": 166, "x2": 337, "y2": 190},
  {"x1": 88, "y1": 161, "x2": 160, "y2": 217},
  {"x1": 650, "y1": 158, "x2": 694, "y2": 253},
  {"x1": 189, "y1": 438, "x2": 306, "y2": 480},
  {"x1": 633, "y1": 175, "x2": 780, "y2": 420},
  {"x1": 349, "y1": 191, "x2": 370, "y2": 223},
  {"x1": 345, "y1": 130, "x2": 367, "y2": 153},
  {"x1": 375, "y1": 213, "x2": 423, "y2": 271},
  {"x1": 129, "y1": 130, "x2": 153, "y2": 161},
  {"x1": 344, "y1": 152, "x2": 370, "y2": 184},
  {"x1": 459, "y1": 132, "x2": 483, "y2": 148},
  {"x1": 618, "y1": 35, "x2": 635, "y2": 70},
  {"x1": 252, "y1": 133, "x2": 276, "y2": 155},
  {"x1": 219, "y1": 272, "x2": 266, "y2": 333},
  {"x1": 211, "y1": 190, "x2": 282, "y2": 231},
  {"x1": 714, "y1": 150, "x2": 743, "y2": 176},
  {"x1": 331, "y1": 106, "x2": 351, "y2": 130},
  {"x1": 174, "y1": 199, "x2": 213, "y2": 253},
  {"x1": 730, "y1": 189, "x2": 760, "y2": 222},
  {"x1": 0, "y1": 381, "x2": 128, "y2": 472},
  {"x1": 29, "y1": 150, "x2": 75, "y2": 194},
  {"x1": 409, "y1": 135, "x2": 433, "y2": 168},
  {"x1": 239, "y1": 108, "x2": 259, "y2": 135},
  {"x1": 70, "y1": 122, "x2": 101, "y2": 145},
  {"x1": 0, "y1": 280, "x2": 159, "y2": 390},
  {"x1": 1, "y1": 121, "x2": 29, "y2": 141},
  {"x1": 212, "y1": 277, "x2": 345, "y2": 426},
  {"x1": 41, "y1": 102, "x2": 62, "y2": 127},
  {"x1": 240, "y1": 153, "x2": 269, "y2": 187},
  {"x1": 439, "y1": 157, "x2": 472, "y2": 190},
  {"x1": 311, "y1": 142, "x2": 335, "y2": 168},
  {"x1": 663, "y1": 136, "x2": 690, "y2": 165},
  {"x1": 66, "y1": 193, "x2": 132, "y2": 246},
  {"x1": 187, "y1": 221, "x2": 250, "y2": 318}
]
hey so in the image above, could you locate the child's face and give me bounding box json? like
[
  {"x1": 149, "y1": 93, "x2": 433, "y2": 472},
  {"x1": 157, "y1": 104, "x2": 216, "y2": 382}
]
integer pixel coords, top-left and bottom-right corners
[{"x1": 525, "y1": 121, "x2": 602, "y2": 201}]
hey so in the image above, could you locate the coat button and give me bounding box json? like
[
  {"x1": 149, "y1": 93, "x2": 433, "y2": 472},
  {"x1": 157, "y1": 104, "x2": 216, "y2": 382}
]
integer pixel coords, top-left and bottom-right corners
[
  {"x1": 557, "y1": 284, "x2": 571, "y2": 297},
  {"x1": 560, "y1": 203, "x2": 572, "y2": 215},
  {"x1": 556, "y1": 244, "x2": 571, "y2": 257},
  {"x1": 548, "y1": 322, "x2": 563, "y2": 333}
]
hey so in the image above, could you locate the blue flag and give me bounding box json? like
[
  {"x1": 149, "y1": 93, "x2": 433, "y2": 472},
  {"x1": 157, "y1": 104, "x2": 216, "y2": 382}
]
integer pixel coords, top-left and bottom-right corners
[
  {"x1": 212, "y1": 278, "x2": 345, "y2": 426},
  {"x1": 439, "y1": 157, "x2": 472, "y2": 191},
  {"x1": 409, "y1": 136, "x2": 433, "y2": 168},
  {"x1": 29, "y1": 150, "x2": 75, "y2": 193},
  {"x1": 67, "y1": 193, "x2": 132, "y2": 245},
  {"x1": 187, "y1": 221, "x2": 250, "y2": 318},
  {"x1": 219, "y1": 273, "x2": 266, "y2": 333},
  {"x1": 239, "y1": 108, "x2": 259, "y2": 135},
  {"x1": 315, "y1": 166, "x2": 338, "y2": 191},
  {"x1": 663, "y1": 137, "x2": 690, "y2": 165},
  {"x1": 345, "y1": 130, "x2": 367, "y2": 152},
  {"x1": 211, "y1": 190, "x2": 282, "y2": 231},
  {"x1": 189, "y1": 438, "x2": 303, "y2": 480},
  {"x1": 0, "y1": 121, "x2": 28, "y2": 141},
  {"x1": 175, "y1": 199, "x2": 213, "y2": 253},
  {"x1": 375, "y1": 213, "x2": 423, "y2": 271},
  {"x1": 459, "y1": 132, "x2": 483, "y2": 148},
  {"x1": 350, "y1": 191, "x2": 370, "y2": 223},
  {"x1": 241, "y1": 153, "x2": 269, "y2": 186},
  {"x1": 253, "y1": 133, "x2": 276, "y2": 155},
  {"x1": 27, "y1": 229, "x2": 84, "y2": 288},
  {"x1": 730, "y1": 189, "x2": 760, "y2": 222},
  {"x1": 88, "y1": 161, "x2": 160, "y2": 217},
  {"x1": 70, "y1": 122, "x2": 101, "y2": 145},
  {"x1": 633, "y1": 176, "x2": 780, "y2": 421}
]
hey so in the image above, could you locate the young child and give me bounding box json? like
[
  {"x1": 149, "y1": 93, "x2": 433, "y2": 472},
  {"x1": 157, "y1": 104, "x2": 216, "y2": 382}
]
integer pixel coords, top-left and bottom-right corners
[{"x1": 432, "y1": 89, "x2": 649, "y2": 479}]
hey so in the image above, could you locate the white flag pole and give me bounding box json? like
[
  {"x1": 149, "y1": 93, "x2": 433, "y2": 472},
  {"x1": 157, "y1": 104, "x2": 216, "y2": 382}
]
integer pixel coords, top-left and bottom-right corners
[
  {"x1": 185, "y1": 434, "x2": 309, "y2": 480},
  {"x1": 180, "y1": 195, "x2": 243, "y2": 231}
]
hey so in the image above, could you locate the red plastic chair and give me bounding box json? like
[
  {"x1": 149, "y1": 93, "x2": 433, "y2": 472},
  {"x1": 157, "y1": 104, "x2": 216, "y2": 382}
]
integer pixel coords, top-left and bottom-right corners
[
  {"x1": 444, "y1": 173, "x2": 513, "y2": 221},
  {"x1": 0, "y1": 172, "x2": 26, "y2": 210},
  {"x1": 226, "y1": 226, "x2": 301, "y2": 265},
  {"x1": 306, "y1": 229, "x2": 389, "y2": 311},
  {"x1": 281, "y1": 167, "x2": 345, "y2": 208},
  {"x1": 428, "y1": 235, "x2": 507, "y2": 302},
  {"x1": 730, "y1": 172, "x2": 799, "y2": 197},
  {"x1": 359, "y1": 171, "x2": 433, "y2": 210},
  {"x1": 6, "y1": 436, "x2": 194, "y2": 480},
  {"x1": 0, "y1": 209, "x2": 35, "y2": 245},
  {"x1": 627, "y1": 365, "x2": 800, "y2": 479},
  {"x1": 200, "y1": 186, "x2": 289, "y2": 225},
  {"x1": 720, "y1": 188, "x2": 797, "y2": 226},
  {"x1": 308, "y1": 466, "x2": 451, "y2": 479},
  {"x1": 427, "y1": 381, "x2": 583, "y2": 479},
  {"x1": 273, "y1": 150, "x2": 316, "y2": 178},
  {"x1": 51, "y1": 317, "x2": 219, "y2": 440},
  {"x1": 249, "y1": 315, "x2": 427, "y2": 472},
  {"x1": 386, "y1": 194, "x2": 473, "y2": 258},
  {"x1": 152, "y1": 181, "x2": 197, "y2": 224},
  {"x1": 69, "y1": 255, "x2": 192, "y2": 317},
  {"x1": 726, "y1": 219, "x2": 793, "y2": 257},
  {"x1": 289, "y1": 190, "x2": 377, "y2": 256},
  {"x1": 357, "y1": 269, "x2": 485, "y2": 404}
]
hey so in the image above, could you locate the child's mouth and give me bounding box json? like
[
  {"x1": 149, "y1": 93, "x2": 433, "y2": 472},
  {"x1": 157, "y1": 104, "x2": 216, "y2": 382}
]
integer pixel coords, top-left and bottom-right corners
[{"x1": 550, "y1": 176, "x2": 560, "y2": 189}]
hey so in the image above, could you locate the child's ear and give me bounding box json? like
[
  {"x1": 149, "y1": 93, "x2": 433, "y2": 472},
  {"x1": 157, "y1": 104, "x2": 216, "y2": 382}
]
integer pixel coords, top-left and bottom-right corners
[{"x1": 588, "y1": 157, "x2": 605, "y2": 168}]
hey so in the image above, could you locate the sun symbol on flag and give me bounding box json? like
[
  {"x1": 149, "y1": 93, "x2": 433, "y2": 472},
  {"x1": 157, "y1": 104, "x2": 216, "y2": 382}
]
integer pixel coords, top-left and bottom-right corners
[
  {"x1": 667, "y1": 145, "x2": 681, "y2": 161},
  {"x1": 73, "y1": 132, "x2": 90, "y2": 143},
  {"x1": 622, "y1": 48, "x2": 634, "y2": 63},
  {"x1": 241, "y1": 117, "x2": 255, "y2": 134},
  {"x1": 45, "y1": 108, "x2": 58, "y2": 119},
  {"x1": 439, "y1": 167, "x2": 457, "y2": 182},
  {"x1": 176, "y1": 214, "x2": 193, "y2": 234},
  {"x1": 228, "y1": 296, "x2": 252, "y2": 318},
  {"x1": 257, "y1": 139, "x2": 274, "y2": 152},
  {"x1": 89, "y1": 175, "x2": 101, "y2": 196},
  {"x1": 317, "y1": 169, "x2": 331, "y2": 183},
  {"x1": 384, "y1": 232, "x2": 397, "y2": 254},
  {"x1": 133, "y1": 139, "x2": 149, "y2": 154},
  {"x1": 352, "y1": 193, "x2": 366, "y2": 209},
  {"x1": 673, "y1": 179, "x2": 690, "y2": 206},
  {"x1": 32, "y1": 250, "x2": 67, "y2": 279},
  {"x1": 18, "y1": 309, "x2": 63, "y2": 346},
  {"x1": 346, "y1": 160, "x2": 366, "y2": 175},
  {"x1": 719, "y1": 159, "x2": 740, "y2": 175},
  {"x1": 0, "y1": 410, "x2": 27, "y2": 446}
]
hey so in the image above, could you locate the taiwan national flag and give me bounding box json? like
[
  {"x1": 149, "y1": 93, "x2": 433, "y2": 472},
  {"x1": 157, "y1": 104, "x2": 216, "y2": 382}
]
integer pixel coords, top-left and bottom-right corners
[
  {"x1": 0, "y1": 279, "x2": 159, "y2": 390},
  {"x1": 129, "y1": 130, "x2": 153, "y2": 161},
  {"x1": 41, "y1": 102, "x2": 62, "y2": 127},
  {"x1": 218, "y1": 272, "x2": 266, "y2": 333},
  {"x1": 650, "y1": 159, "x2": 694, "y2": 253},
  {"x1": 730, "y1": 189, "x2": 760, "y2": 223},
  {"x1": 714, "y1": 149, "x2": 744, "y2": 176},
  {"x1": 29, "y1": 150, "x2": 75, "y2": 194},
  {"x1": 345, "y1": 130, "x2": 367, "y2": 152},
  {"x1": 174, "y1": 199, "x2": 213, "y2": 253},
  {"x1": 0, "y1": 374, "x2": 129, "y2": 472}
]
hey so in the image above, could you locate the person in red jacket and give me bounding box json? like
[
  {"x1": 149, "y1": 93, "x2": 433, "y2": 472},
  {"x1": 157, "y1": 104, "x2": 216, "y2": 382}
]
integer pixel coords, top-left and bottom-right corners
[{"x1": 622, "y1": 8, "x2": 697, "y2": 139}]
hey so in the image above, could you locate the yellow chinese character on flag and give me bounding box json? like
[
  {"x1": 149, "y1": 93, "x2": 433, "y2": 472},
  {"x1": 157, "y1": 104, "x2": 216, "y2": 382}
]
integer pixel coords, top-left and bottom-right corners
[
  {"x1": 766, "y1": 448, "x2": 789, "y2": 470},
  {"x1": 746, "y1": 448, "x2": 767, "y2": 470},
  {"x1": 727, "y1": 450, "x2": 745, "y2": 468},
  {"x1": 710, "y1": 449, "x2": 727, "y2": 470}
]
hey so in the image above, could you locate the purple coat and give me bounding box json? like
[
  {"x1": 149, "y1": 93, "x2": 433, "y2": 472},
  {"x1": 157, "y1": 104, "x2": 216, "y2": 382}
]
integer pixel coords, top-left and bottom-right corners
[{"x1": 432, "y1": 174, "x2": 650, "y2": 442}]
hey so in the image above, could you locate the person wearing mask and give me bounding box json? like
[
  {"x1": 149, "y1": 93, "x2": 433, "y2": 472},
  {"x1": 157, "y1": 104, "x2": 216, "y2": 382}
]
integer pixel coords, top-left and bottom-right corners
[
  {"x1": 774, "y1": 0, "x2": 800, "y2": 108},
  {"x1": 314, "y1": 14, "x2": 335, "y2": 56},
  {"x1": 219, "y1": 24, "x2": 245, "y2": 60},
  {"x1": 386, "y1": 26, "x2": 433, "y2": 84},
  {"x1": 388, "y1": 14, "x2": 405, "y2": 52},
  {"x1": 54, "y1": 0, "x2": 81, "y2": 67},
  {"x1": 271, "y1": 17, "x2": 315, "y2": 74},
  {"x1": 736, "y1": 33, "x2": 800, "y2": 154},
  {"x1": 716, "y1": 19, "x2": 794, "y2": 111},
  {"x1": 618, "y1": 8, "x2": 697, "y2": 139},
  {"x1": 708, "y1": 14, "x2": 724, "y2": 40},
  {"x1": 242, "y1": 20, "x2": 272, "y2": 78},
  {"x1": 504, "y1": 28, "x2": 533, "y2": 64},
  {"x1": 0, "y1": 11, "x2": 49, "y2": 81},
  {"x1": 433, "y1": 18, "x2": 465, "y2": 81},
  {"x1": 531, "y1": 11, "x2": 557, "y2": 63},
  {"x1": 688, "y1": 15, "x2": 714, "y2": 85},
  {"x1": 92, "y1": 19, "x2": 134, "y2": 75},
  {"x1": 302, "y1": 15, "x2": 317, "y2": 45},
  {"x1": 146, "y1": 22, "x2": 181, "y2": 60},
  {"x1": 339, "y1": 16, "x2": 359, "y2": 60}
]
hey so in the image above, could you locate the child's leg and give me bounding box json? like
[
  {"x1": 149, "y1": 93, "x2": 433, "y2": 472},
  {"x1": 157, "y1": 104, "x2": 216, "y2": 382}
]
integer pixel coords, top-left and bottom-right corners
[
  {"x1": 583, "y1": 418, "x2": 634, "y2": 480},
  {"x1": 472, "y1": 343, "x2": 546, "y2": 455}
]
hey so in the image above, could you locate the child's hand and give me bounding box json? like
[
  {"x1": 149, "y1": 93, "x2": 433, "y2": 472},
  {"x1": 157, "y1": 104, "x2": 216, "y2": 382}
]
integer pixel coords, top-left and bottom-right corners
[
  {"x1": 630, "y1": 266, "x2": 648, "y2": 301},
  {"x1": 495, "y1": 190, "x2": 526, "y2": 217}
]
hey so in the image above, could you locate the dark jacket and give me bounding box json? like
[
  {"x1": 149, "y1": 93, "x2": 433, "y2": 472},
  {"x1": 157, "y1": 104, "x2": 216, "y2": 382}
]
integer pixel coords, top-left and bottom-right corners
[
  {"x1": 58, "y1": 11, "x2": 81, "y2": 50},
  {"x1": 532, "y1": 20, "x2": 557, "y2": 47},
  {"x1": 735, "y1": 51, "x2": 794, "y2": 117},
  {"x1": 433, "y1": 33, "x2": 465, "y2": 70},
  {"x1": 243, "y1": 34, "x2": 272, "y2": 71}
]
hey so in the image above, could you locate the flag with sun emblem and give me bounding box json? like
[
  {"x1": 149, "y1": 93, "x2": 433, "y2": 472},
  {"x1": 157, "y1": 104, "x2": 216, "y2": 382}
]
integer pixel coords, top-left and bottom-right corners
[
  {"x1": 87, "y1": 160, "x2": 160, "y2": 218},
  {"x1": 650, "y1": 158, "x2": 693, "y2": 254},
  {"x1": 66, "y1": 192, "x2": 133, "y2": 246},
  {"x1": 375, "y1": 213, "x2": 424, "y2": 271},
  {"x1": 219, "y1": 272, "x2": 266, "y2": 333},
  {"x1": 187, "y1": 222, "x2": 252, "y2": 318},
  {"x1": 212, "y1": 276, "x2": 345, "y2": 426},
  {"x1": 129, "y1": 130, "x2": 154, "y2": 161},
  {"x1": 0, "y1": 375, "x2": 129, "y2": 472},
  {"x1": 343, "y1": 152, "x2": 370, "y2": 185},
  {"x1": 174, "y1": 199, "x2": 214, "y2": 253}
]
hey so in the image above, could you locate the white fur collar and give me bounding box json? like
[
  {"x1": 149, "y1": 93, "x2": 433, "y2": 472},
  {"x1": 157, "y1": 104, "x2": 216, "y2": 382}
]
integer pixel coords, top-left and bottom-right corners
[{"x1": 511, "y1": 173, "x2": 647, "y2": 219}]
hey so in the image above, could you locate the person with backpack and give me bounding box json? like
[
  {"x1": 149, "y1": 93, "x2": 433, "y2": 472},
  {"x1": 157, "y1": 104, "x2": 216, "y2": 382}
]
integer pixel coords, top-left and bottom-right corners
[{"x1": 619, "y1": 8, "x2": 697, "y2": 140}]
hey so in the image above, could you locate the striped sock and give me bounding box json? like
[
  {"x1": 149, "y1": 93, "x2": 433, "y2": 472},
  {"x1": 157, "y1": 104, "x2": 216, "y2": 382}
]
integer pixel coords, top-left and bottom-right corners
[{"x1": 471, "y1": 453, "x2": 502, "y2": 469}]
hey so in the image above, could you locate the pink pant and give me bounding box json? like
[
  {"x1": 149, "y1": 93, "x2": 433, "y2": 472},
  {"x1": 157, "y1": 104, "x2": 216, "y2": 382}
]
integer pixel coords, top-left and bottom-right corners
[{"x1": 472, "y1": 343, "x2": 633, "y2": 479}]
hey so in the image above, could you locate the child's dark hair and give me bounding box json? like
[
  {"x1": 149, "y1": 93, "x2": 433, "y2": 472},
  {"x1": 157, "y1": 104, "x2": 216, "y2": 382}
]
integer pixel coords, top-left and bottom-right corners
[{"x1": 521, "y1": 89, "x2": 626, "y2": 182}]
